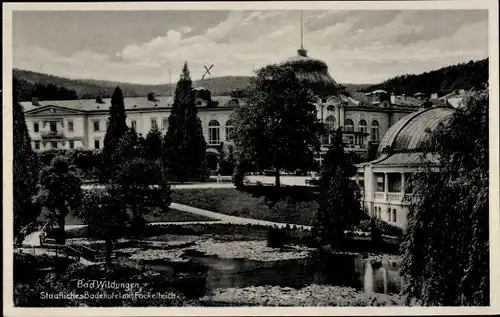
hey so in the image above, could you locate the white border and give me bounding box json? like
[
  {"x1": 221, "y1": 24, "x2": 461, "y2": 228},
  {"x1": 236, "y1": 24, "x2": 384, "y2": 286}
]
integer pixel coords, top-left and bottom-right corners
[{"x1": 3, "y1": 1, "x2": 499, "y2": 316}]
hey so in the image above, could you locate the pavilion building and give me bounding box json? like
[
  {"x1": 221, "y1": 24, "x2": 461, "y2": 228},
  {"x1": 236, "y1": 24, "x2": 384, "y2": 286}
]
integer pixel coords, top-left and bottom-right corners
[{"x1": 354, "y1": 105, "x2": 455, "y2": 228}]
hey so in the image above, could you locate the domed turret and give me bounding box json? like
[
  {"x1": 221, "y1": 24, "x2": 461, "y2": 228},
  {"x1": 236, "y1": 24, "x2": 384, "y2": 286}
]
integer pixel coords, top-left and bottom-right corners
[
  {"x1": 279, "y1": 48, "x2": 342, "y2": 97},
  {"x1": 377, "y1": 106, "x2": 455, "y2": 156}
]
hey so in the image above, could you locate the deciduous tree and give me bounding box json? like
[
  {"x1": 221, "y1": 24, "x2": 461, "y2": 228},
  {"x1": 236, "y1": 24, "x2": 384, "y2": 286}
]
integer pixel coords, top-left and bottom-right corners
[
  {"x1": 231, "y1": 65, "x2": 322, "y2": 187},
  {"x1": 400, "y1": 90, "x2": 489, "y2": 306},
  {"x1": 33, "y1": 157, "x2": 82, "y2": 244},
  {"x1": 78, "y1": 188, "x2": 129, "y2": 265}
]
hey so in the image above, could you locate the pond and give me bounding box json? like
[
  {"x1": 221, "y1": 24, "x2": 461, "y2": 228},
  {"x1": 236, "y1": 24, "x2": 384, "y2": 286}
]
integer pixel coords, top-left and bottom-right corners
[{"x1": 141, "y1": 250, "x2": 401, "y2": 299}]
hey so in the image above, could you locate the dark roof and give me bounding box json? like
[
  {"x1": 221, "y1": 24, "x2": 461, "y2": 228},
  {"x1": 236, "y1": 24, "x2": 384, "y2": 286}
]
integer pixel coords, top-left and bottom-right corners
[
  {"x1": 278, "y1": 49, "x2": 342, "y2": 97},
  {"x1": 21, "y1": 95, "x2": 239, "y2": 113},
  {"x1": 377, "y1": 106, "x2": 455, "y2": 156}
]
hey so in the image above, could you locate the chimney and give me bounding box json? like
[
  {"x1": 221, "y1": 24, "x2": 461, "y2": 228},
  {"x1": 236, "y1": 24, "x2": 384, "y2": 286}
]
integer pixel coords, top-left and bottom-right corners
[
  {"x1": 31, "y1": 97, "x2": 40, "y2": 106},
  {"x1": 402, "y1": 93, "x2": 407, "y2": 100},
  {"x1": 390, "y1": 93, "x2": 396, "y2": 105},
  {"x1": 147, "y1": 92, "x2": 158, "y2": 102},
  {"x1": 96, "y1": 96, "x2": 105, "y2": 104},
  {"x1": 431, "y1": 93, "x2": 438, "y2": 99}
]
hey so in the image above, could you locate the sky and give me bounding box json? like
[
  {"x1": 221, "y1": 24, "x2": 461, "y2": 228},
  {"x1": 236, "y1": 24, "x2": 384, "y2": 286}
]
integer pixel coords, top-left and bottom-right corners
[{"x1": 12, "y1": 10, "x2": 489, "y2": 85}]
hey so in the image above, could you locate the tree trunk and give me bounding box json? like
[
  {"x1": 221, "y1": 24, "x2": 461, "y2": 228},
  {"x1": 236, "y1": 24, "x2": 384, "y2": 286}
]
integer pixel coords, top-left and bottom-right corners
[
  {"x1": 105, "y1": 238, "x2": 113, "y2": 265},
  {"x1": 57, "y1": 212, "x2": 66, "y2": 245},
  {"x1": 275, "y1": 167, "x2": 281, "y2": 188}
]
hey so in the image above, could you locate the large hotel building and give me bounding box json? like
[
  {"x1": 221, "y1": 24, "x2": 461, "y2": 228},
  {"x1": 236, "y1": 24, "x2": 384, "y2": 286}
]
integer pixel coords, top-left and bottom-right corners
[{"x1": 21, "y1": 45, "x2": 460, "y2": 228}]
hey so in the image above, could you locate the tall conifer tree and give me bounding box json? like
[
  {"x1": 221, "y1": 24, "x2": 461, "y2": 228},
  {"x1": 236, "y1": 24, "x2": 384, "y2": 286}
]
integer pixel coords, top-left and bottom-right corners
[
  {"x1": 102, "y1": 86, "x2": 128, "y2": 181},
  {"x1": 314, "y1": 129, "x2": 362, "y2": 249},
  {"x1": 163, "y1": 62, "x2": 207, "y2": 182},
  {"x1": 13, "y1": 77, "x2": 40, "y2": 236}
]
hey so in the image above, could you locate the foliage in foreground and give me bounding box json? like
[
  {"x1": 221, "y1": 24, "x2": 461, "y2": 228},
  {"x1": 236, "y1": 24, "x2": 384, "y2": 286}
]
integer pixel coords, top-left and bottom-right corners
[
  {"x1": 77, "y1": 189, "x2": 129, "y2": 264},
  {"x1": 314, "y1": 129, "x2": 363, "y2": 248},
  {"x1": 400, "y1": 90, "x2": 489, "y2": 306},
  {"x1": 33, "y1": 156, "x2": 82, "y2": 244}
]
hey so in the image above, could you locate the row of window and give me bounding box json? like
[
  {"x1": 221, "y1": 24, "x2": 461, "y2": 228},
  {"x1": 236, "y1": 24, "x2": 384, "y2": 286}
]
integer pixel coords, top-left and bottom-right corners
[
  {"x1": 374, "y1": 206, "x2": 397, "y2": 223},
  {"x1": 208, "y1": 120, "x2": 234, "y2": 145},
  {"x1": 33, "y1": 140, "x2": 77, "y2": 150},
  {"x1": 324, "y1": 116, "x2": 380, "y2": 142},
  {"x1": 33, "y1": 121, "x2": 74, "y2": 133}
]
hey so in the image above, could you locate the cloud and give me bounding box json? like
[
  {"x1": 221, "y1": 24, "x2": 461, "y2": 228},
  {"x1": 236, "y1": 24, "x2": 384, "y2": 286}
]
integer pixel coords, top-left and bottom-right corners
[{"x1": 13, "y1": 10, "x2": 489, "y2": 85}]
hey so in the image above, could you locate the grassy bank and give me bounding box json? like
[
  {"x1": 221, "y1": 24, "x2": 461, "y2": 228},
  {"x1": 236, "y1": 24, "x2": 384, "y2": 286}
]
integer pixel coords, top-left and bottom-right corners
[
  {"x1": 171, "y1": 188, "x2": 319, "y2": 226},
  {"x1": 38, "y1": 207, "x2": 215, "y2": 226}
]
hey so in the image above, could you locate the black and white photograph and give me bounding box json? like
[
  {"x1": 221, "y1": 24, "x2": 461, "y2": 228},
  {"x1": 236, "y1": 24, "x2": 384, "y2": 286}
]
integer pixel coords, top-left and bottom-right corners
[{"x1": 3, "y1": 0, "x2": 499, "y2": 314}]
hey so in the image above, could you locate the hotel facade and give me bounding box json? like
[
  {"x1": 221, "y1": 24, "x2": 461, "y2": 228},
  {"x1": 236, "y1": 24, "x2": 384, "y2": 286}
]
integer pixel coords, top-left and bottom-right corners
[{"x1": 21, "y1": 46, "x2": 425, "y2": 171}]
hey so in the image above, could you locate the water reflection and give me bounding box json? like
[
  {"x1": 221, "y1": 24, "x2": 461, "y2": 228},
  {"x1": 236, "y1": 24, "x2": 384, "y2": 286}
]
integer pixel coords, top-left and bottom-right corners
[{"x1": 142, "y1": 250, "x2": 402, "y2": 298}]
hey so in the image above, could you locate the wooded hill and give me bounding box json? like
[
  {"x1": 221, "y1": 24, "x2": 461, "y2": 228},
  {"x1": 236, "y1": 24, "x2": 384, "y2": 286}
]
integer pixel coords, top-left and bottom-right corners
[
  {"x1": 13, "y1": 69, "x2": 254, "y2": 101},
  {"x1": 362, "y1": 58, "x2": 488, "y2": 96}
]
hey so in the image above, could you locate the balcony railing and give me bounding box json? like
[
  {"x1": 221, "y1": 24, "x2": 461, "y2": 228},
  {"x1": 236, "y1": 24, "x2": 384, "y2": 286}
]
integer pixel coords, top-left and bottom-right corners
[
  {"x1": 41, "y1": 130, "x2": 64, "y2": 139},
  {"x1": 387, "y1": 192, "x2": 403, "y2": 201},
  {"x1": 372, "y1": 192, "x2": 414, "y2": 204},
  {"x1": 374, "y1": 192, "x2": 385, "y2": 200}
]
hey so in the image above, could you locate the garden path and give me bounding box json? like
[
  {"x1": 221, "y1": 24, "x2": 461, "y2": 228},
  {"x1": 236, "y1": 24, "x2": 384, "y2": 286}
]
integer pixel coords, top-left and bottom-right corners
[{"x1": 62, "y1": 203, "x2": 312, "y2": 231}]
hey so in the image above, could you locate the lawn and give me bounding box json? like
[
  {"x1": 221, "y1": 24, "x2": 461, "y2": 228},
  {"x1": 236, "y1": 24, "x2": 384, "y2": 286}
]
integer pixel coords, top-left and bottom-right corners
[
  {"x1": 38, "y1": 207, "x2": 215, "y2": 226},
  {"x1": 171, "y1": 187, "x2": 319, "y2": 226}
]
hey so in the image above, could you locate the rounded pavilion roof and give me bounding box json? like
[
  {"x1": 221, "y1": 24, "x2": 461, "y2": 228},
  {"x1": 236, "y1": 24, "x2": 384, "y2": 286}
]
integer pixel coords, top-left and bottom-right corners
[
  {"x1": 278, "y1": 48, "x2": 342, "y2": 97},
  {"x1": 377, "y1": 106, "x2": 455, "y2": 156}
]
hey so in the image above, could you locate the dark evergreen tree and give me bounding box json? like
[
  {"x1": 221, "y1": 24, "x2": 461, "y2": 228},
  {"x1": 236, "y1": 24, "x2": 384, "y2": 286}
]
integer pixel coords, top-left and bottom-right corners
[
  {"x1": 400, "y1": 90, "x2": 489, "y2": 306},
  {"x1": 13, "y1": 77, "x2": 40, "y2": 237},
  {"x1": 144, "y1": 127, "x2": 163, "y2": 160},
  {"x1": 314, "y1": 129, "x2": 362, "y2": 249},
  {"x1": 102, "y1": 86, "x2": 128, "y2": 181},
  {"x1": 231, "y1": 64, "x2": 322, "y2": 187},
  {"x1": 109, "y1": 128, "x2": 171, "y2": 232},
  {"x1": 163, "y1": 62, "x2": 207, "y2": 182}
]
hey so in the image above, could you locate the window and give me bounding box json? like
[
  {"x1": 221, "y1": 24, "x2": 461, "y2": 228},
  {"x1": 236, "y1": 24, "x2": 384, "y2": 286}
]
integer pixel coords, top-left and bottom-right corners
[
  {"x1": 34, "y1": 141, "x2": 40, "y2": 150},
  {"x1": 325, "y1": 115, "x2": 336, "y2": 131},
  {"x1": 50, "y1": 122, "x2": 57, "y2": 132},
  {"x1": 151, "y1": 118, "x2": 158, "y2": 130},
  {"x1": 225, "y1": 120, "x2": 234, "y2": 141},
  {"x1": 359, "y1": 120, "x2": 367, "y2": 134},
  {"x1": 344, "y1": 119, "x2": 354, "y2": 132},
  {"x1": 324, "y1": 115, "x2": 336, "y2": 145},
  {"x1": 392, "y1": 209, "x2": 397, "y2": 222},
  {"x1": 208, "y1": 120, "x2": 220, "y2": 145},
  {"x1": 162, "y1": 118, "x2": 168, "y2": 130},
  {"x1": 51, "y1": 141, "x2": 58, "y2": 149},
  {"x1": 33, "y1": 122, "x2": 39, "y2": 133},
  {"x1": 131, "y1": 120, "x2": 137, "y2": 131},
  {"x1": 376, "y1": 174, "x2": 384, "y2": 192},
  {"x1": 387, "y1": 209, "x2": 391, "y2": 221},
  {"x1": 371, "y1": 120, "x2": 380, "y2": 142},
  {"x1": 69, "y1": 141, "x2": 75, "y2": 149},
  {"x1": 93, "y1": 120, "x2": 100, "y2": 132},
  {"x1": 94, "y1": 139, "x2": 100, "y2": 149},
  {"x1": 68, "y1": 120, "x2": 74, "y2": 132}
]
